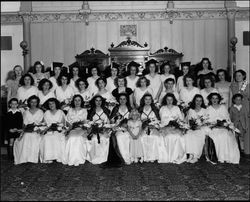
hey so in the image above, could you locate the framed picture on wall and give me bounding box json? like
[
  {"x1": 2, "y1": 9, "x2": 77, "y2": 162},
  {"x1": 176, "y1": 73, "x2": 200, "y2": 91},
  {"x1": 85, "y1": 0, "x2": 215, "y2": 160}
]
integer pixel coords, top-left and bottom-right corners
[{"x1": 120, "y1": 25, "x2": 137, "y2": 37}]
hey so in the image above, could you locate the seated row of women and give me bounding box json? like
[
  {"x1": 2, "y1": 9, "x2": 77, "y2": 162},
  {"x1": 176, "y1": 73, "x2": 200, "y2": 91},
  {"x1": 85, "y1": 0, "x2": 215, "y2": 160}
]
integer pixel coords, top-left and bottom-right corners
[{"x1": 7, "y1": 91, "x2": 241, "y2": 166}]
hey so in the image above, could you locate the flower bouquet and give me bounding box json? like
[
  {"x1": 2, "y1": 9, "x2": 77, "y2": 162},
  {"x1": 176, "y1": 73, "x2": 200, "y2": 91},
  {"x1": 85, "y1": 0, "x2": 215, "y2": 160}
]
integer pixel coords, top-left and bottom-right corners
[
  {"x1": 85, "y1": 120, "x2": 104, "y2": 144},
  {"x1": 142, "y1": 118, "x2": 160, "y2": 135},
  {"x1": 239, "y1": 80, "x2": 248, "y2": 93},
  {"x1": 46, "y1": 122, "x2": 65, "y2": 133},
  {"x1": 160, "y1": 118, "x2": 189, "y2": 134},
  {"x1": 112, "y1": 114, "x2": 128, "y2": 132},
  {"x1": 60, "y1": 97, "x2": 72, "y2": 111},
  {"x1": 178, "y1": 101, "x2": 190, "y2": 116},
  {"x1": 19, "y1": 122, "x2": 47, "y2": 140},
  {"x1": 189, "y1": 115, "x2": 209, "y2": 130},
  {"x1": 209, "y1": 119, "x2": 240, "y2": 133}
]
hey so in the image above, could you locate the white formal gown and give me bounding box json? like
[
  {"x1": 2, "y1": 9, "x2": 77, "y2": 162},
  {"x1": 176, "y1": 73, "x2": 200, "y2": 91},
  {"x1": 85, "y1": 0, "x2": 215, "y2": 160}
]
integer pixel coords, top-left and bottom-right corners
[
  {"x1": 134, "y1": 87, "x2": 153, "y2": 107},
  {"x1": 206, "y1": 105, "x2": 240, "y2": 164},
  {"x1": 200, "y1": 88, "x2": 218, "y2": 106},
  {"x1": 87, "y1": 77, "x2": 99, "y2": 97},
  {"x1": 126, "y1": 76, "x2": 139, "y2": 91},
  {"x1": 158, "y1": 105, "x2": 186, "y2": 163},
  {"x1": 140, "y1": 108, "x2": 160, "y2": 162},
  {"x1": 39, "y1": 110, "x2": 66, "y2": 163},
  {"x1": 38, "y1": 90, "x2": 55, "y2": 105},
  {"x1": 179, "y1": 87, "x2": 200, "y2": 105},
  {"x1": 14, "y1": 109, "x2": 44, "y2": 164},
  {"x1": 86, "y1": 110, "x2": 110, "y2": 164},
  {"x1": 184, "y1": 108, "x2": 210, "y2": 159},
  {"x1": 63, "y1": 108, "x2": 88, "y2": 166},
  {"x1": 146, "y1": 74, "x2": 162, "y2": 100},
  {"x1": 17, "y1": 86, "x2": 38, "y2": 104}
]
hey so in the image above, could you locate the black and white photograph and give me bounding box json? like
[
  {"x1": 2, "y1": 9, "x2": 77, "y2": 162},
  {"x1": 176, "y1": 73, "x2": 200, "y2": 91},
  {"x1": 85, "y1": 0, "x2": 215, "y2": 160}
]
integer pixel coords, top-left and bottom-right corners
[{"x1": 1, "y1": 1, "x2": 249, "y2": 201}]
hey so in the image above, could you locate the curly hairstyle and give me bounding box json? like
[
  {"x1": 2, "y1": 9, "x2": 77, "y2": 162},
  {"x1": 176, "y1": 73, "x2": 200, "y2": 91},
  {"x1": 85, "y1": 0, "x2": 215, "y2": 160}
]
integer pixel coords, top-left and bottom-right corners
[
  {"x1": 161, "y1": 93, "x2": 178, "y2": 106},
  {"x1": 138, "y1": 93, "x2": 156, "y2": 110},
  {"x1": 201, "y1": 75, "x2": 215, "y2": 89},
  {"x1": 232, "y1": 93, "x2": 243, "y2": 104},
  {"x1": 136, "y1": 76, "x2": 150, "y2": 88},
  {"x1": 57, "y1": 73, "x2": 70, "y2": 86},
  {"x1": 233, "y1": 69, "x2": 247, "y2": 81},
  {"x1": 43, "y1": 98, "x2": 61, "y2": 110},
  {"x1": 116, "y1": 92, "x2": 131, "y2": 108},
  {"x1": 70, "y1": 94, "x2": 85, "y2": 108},
  {"x1": 164, "y1": 78, "x2": 176, "y2": 85},
  {"x1": 33, "y1": 61, "x2": 45, "y2": 74},
  {"x1": 216, "y1": 69, "x2": 230, "y2": 82},
  {"x1": 189, "y1": 94, "x2": 206, "y2": 109},
  {"x1": 27, "y1": 95, "x2": 40, "y2": 108},
  {"x1": 19, "y1": 73, "x2": 35, "y2": 86},
  {"x1": 200, "y1": 57, "x2": 213, "y2": 70},
  {"x1": 114, "y1": 76, "x2": 127, "y2": 88},
  {"x1": 183, "y1": 73, "x2": 195, "y2": 87},
  {"x1": 95, "y1": 77, "x2": 107, "y2": 88},
  {"x1": 89, "y1": 94, "x2": 107, "y2": 109},
  {"x1": 89, "y1": 66, "x2": 100, "y2": 76},
  {"x1": 207, "y1": 92, "x2": 223, "y2": 105},
  {"x1": 75, "y1": 78, "x2": 89, "y2": 90},
  {"x1": 38, "y1": 78, "x2": 53, "y2": 91}
]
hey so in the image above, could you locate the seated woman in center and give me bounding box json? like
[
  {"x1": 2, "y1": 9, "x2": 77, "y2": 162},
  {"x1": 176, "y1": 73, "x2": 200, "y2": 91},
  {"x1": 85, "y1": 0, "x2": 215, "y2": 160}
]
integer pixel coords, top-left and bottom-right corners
[
  {"x1": 158, "y1": 93, "x2": 186, "y2": 164},
  {"x1": 86, "y1": 95, "x2": 111, "y2": 164},
  {"x1": 63, "y1": 94, "x2": 89, "y2": 166},
  {"x1": 139, "y1": 93, "x2": 161, "y2": 162},
  {"x1": 39, "y1": 98, "x2": 66, "y2": 163}
]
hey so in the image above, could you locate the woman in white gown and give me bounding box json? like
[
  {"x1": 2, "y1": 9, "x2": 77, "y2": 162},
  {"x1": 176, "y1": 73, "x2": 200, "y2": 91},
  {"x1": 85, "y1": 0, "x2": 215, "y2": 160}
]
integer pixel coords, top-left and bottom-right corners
[
  {"x1": 37, "y1": 78, "x2": 55, "y2": 108},
  {"x1": 139, "y1": 94, "x2": 161, "y2": 162},
  {"x1": 200, "y1": 76, "x2": 218, "y2": 106},
  {"x1": 40, "y1": 98, "x2": 65, "y2": 163},
  {"x1": 206, "y1": 92, "x2": 240, "y2": 164},
  {"x1": 184, "y1": 94, "x2": 209, "y2": 163},
  {"x1": 215, "y1": 69, "x2": 231, "y2": 109},
  {"x1": 17, "y1": 73, "x2": 38, "y2": 110},
  {"x1": 158, "y1": 93, "x2": 186, "y2": 164},
  {"x1": 176, "y1": 62, "x2": 190, "y2": 93},
  {"x1": 87, "y1": 66, "x2": 100, "y2": 97},
  {"x1": 55, "y1": 73, "x2": 74, "y2": 111},
  {"x1": 14, "y1": 95, "x2": 44, "y2": 164},
  {"x1": 49, "y1": 62, "x2": 63, "y2": 92},
  {"x1": 145, "y1": 59, "x2": 162, "y2": 102},
  {"x1": 133, "y1": 76, "x2": 153, "y2": 108},
  {"x1": 40, "y1": 98, "x2": 66, "y2": 163},
  {"x1": 159, "y1": 62, "x2": 176, "y2": 90},
  {"x1": 126, "y1": 61, "x2": 140, "y2": 91},
  {"x1": 106, "y1": 65, "x2": 119, "y2": 94},
  {"x1": 31, "y1": 61, "x2": 46, "y2": 87},
  {"x1": 179, "y1": 74, "x2": 200, "y2": 106},
  {"x1": 86, "y1": 95, "x2": 111, "y2": 164},
  {"x1": 95, "y1": 77, "x2": 117, "y2": 111},
  {"x1": 74, "y1": 78, "x2": 92, "y2": 103},
  {"x1": 69, "y1": 65, "x2": 81, "y2": 93},
  {"x1": 159, "y1": 78, "x2": 179, "y2": 105},
  {"x1": 63, "y1": 95, "x2": 89, "y2": 166}
]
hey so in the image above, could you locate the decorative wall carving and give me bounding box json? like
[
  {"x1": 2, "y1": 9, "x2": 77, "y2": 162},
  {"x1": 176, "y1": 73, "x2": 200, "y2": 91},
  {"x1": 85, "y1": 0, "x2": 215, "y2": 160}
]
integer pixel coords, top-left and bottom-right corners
[
  {"x1": 1, "y1": 8, "x2": 249, "y2": 24},
  {"x1": 120, "y1": 25, "x2": 137, "y2": 37}
]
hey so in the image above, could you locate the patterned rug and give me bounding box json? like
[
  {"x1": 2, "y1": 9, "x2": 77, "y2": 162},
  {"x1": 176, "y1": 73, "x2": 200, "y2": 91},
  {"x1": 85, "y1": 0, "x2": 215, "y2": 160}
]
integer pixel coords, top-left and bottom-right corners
[{"x1": 1, "y1": 155, "x2": 249, "y2": 201}]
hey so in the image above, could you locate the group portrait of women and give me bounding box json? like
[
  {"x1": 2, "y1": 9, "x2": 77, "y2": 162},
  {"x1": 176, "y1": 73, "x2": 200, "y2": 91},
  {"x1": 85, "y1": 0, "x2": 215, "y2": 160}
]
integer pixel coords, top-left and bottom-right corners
[{"x1": 4, "y1": 57, "x2": 249, "y2": 167}]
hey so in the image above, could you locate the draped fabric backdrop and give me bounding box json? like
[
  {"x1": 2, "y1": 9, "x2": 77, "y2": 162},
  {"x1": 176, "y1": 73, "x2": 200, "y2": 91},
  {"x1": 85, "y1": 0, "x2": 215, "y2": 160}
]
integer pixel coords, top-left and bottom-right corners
[{"x1": 30, "y1": 19, "x2": 228, "y2": 69}]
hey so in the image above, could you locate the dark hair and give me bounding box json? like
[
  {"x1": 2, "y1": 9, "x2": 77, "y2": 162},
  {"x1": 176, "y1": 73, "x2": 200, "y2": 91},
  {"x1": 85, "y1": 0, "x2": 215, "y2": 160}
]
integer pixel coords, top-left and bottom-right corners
[
  {"x1": 110, "y1": 66, "x2": 119, "y2": 75},
  {"x1": 75, "y1": 78, "x2": 89, "y2": 90},
  {"x1": 164, "y1": 78, "x2": 175, "y2": 86},
  {"x1": 95, "y1": 77, "x2": 107, "y2": 88},
  {"x1": 161, "y1": 93, "x2": 178, "y2": 106},
  {"x1": 89, "y1": 94, "x2": 106, "y2": 109},
  {"x1": 207, "y1": 92, "x2": 223, "y2": 105},
  {"x1": 138, "y1": 94, "x2": 159, "y2": 120},
  {"x1": 116, "y1": 92, "x2": 131, "y2": 109},
  {"x1": 232, "y1": 93, "x2": 243, "y2": 104},
  {"x1": 38, "y1": 78, "x2": 53, "y2": 91},
  {"x1": 89, "y1": 66, "x2": 100, "y2": 76},
  {"x1": 200, "y1": 57, "x2": 212, "y2": 70},
  {"x1": 145, "y1": 62, "x2": 159, "y2": 73},
  {"x1": 57, "y1": 73, "x2": 70, "y2": 86},
  {"x1": 127, "y1": 64, "x2": 139, "y2": 75},
  {"x1": 43, "y1": 98, "x2": 61, "y2": 110},
  {"x1": 19, "y1": 73, "x2": 35, "y2": 86},
  {"x1": 216, "y1": 69, "x2": 230, "y2": 82},
  {"x1": 233, "y1": 69, "x2": 247, "y2": 81},
  {"x1": 33, "y1": 61, "x2": 45, "y2": 74},
  {"x1": 160, "y1": 62, "x2": 172, "y2": 74},
  {"x1": 13, "y1": 65, "x2": 23, "y2": 79},
  {"x1": 70, "y1": 94, "x2": 85, "y2": 108},
  {"x1": 69, "y1": 66, "x2": 80, "y2": 79},
  {"x1": 189, "y1": 94, "x2": 206, "y2": 109},
  {"x1": 136, "y1": 76, "x2": 150, "y2": 88},
  {"x1": 8, "y1": 98, "x2": 19, "y2": 108},
  {"x1": 114, "y1": 76, "x2": 127, "y2": 88},
  {"x1": 202, "y1": 75, "x2": 215, "y2": 89},
  {"x1": 27, "y1": 95, "x2": 40, "y2": 108},
  {"x1": 183, "y1": 74, "x2": 195, "y2": 87}
]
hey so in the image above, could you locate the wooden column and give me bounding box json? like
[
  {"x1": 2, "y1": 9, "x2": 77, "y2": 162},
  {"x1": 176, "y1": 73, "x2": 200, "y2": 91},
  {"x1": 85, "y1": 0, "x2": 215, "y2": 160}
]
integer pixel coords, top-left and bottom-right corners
[{"x1": 19, "y1": 1, "x2": 32, "y2": 73}]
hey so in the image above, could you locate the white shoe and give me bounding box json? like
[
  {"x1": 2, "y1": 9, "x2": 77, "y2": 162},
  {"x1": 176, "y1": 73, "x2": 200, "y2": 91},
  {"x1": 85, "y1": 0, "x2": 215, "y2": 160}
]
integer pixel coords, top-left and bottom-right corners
[
  {"x1": 186, "y1": 154, "x2": 193, "y2": 163},
  {"x1": 190, "y1": 158, "x2": 198, "y2": 164}
]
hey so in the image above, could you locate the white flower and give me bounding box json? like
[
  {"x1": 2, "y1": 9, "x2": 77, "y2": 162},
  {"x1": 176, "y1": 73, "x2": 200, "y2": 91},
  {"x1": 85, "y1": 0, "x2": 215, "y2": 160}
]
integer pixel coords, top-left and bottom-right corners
[{"x1": 57, "y1": 126, "x2": 62, "y2": 131}]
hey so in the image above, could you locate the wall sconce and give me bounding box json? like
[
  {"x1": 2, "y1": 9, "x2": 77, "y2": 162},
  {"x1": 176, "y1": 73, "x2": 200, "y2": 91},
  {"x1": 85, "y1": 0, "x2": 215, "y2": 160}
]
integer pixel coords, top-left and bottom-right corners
[
  {"x1": 78, "y1": 1, "x2": 91, "y2": 25},
  {"x1": 20, "y1": 40, "x2": 28, "y2": 56}
]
